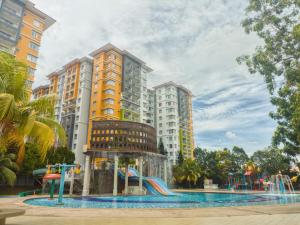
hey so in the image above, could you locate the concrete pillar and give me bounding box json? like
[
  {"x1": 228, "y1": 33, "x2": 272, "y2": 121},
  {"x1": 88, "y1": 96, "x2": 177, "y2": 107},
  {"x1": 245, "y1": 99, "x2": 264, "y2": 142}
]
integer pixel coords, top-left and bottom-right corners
[
  {"x1": 113, "y1": 155, "x2": 119, "y2": 196},
  {"x1": 124, "y1": 164, "x2": 129, "y2": 195},
  {"x1": 164, "y1": 159, "x2": 167, "y2": 184},
  {"x1": 69, "y1": 168, "x2": 75, "y2": 196},
  {"x1": 139, "y1": 156, "x2": 143, "y2": 194},
  {"x1": 82, "y1": 155, "x2": 91, "y2": 196}
]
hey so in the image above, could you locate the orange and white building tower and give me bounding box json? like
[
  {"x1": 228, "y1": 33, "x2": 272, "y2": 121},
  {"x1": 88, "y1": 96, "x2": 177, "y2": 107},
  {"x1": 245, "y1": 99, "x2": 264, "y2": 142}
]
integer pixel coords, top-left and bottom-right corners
[
  {"x1": 33, "y1": 43, "x2": 194, "y2": 166},
  {"x1": 0, "y1": 0, "x2": 55, "y2": 88}
]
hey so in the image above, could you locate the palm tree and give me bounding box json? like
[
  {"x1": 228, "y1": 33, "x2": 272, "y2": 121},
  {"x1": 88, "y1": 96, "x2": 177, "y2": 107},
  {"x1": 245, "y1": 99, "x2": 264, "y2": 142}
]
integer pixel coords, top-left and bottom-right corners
[
  {"x1": 173, "y1": 159, "x2": 202, "y2": 188},
  {"x1": 0, "y1": 52, "x2": 66, "y2": 163},
  {"x1": 0, "y1": 153, "x2": 19, "y2": 186}
]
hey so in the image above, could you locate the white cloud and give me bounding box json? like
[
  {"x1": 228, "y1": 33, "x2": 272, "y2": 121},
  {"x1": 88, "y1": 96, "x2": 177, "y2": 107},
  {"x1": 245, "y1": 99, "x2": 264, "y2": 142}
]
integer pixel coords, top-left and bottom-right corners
[
  {"x1": 225, "y1": 131, "x2": 237, "y2": 139},
  {"x1": 30, "y1": 0, "x2": 276, "y2": 153}
]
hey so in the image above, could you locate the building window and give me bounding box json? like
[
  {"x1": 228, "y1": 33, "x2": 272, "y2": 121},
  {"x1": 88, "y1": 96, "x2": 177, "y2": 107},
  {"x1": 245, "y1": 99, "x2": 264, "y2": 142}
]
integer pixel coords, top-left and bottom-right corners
[
  {"x1": 31, "y1": 30, "x2": 40, "y2": 39},
  {"x1": 159, "y1": 123, "x2": 162, "y2": 127},
  {"x1": 104, "y1": 89, "x2": 115, "y2": 95},
  {"x1": 95, "y1": 65, "x2": 99, "y2": 72},
  {"x1": 103, "y1": 108, "x2": 114, "y2": 115},
  {"x1": 105, "y1": 80, "x2": 115, "y2": 86},
  {"x1": 27, "y1": 54, "x2": 38, "y2": 63},
  {"x1": 92, "y1": 111, "x2": 96, "y2": 116},
  {"x1": 159, "y1": 109, "x2": 162, "y2": 114},
  {"x1": 28, "y1": 67, "x2": 36, "y2": 75},
  {"x1": 29, "y1": 42, "x2": 39, "y2": 51},
  {"x1": 33, "y1": 20, "x2": 41, "y2": 27},
  {"x1": 104, "y1": 98, "x2": 114, "y2": 105}
]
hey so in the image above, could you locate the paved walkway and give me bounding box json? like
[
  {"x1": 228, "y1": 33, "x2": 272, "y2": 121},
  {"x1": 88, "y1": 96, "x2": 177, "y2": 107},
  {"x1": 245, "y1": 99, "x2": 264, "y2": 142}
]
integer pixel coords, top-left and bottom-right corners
[{"x1": 1, "y1": 196, "x2": 300, "y2": 225}]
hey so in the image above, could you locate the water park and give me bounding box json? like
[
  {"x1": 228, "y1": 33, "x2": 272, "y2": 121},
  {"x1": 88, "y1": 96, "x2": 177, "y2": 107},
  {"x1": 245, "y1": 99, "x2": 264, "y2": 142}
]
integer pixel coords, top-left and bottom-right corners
[
  {"x1": 4, "y1": 121, "x2": 300, "y2": 212},
  {"x1": 1, "y1": 120, "x2": 300, "y2": 224}
]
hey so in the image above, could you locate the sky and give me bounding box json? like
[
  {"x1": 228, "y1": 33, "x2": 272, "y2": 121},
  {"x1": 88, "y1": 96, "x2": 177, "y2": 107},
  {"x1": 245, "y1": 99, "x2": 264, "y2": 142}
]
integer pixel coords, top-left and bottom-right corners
[{"x1": 31, "y1": 0, "x2": 276, "y2": 155}]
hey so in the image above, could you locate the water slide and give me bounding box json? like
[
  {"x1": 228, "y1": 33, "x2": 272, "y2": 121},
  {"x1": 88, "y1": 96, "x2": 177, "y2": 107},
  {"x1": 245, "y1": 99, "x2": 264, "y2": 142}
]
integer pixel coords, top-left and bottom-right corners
[{"x1": 118, "y1": 167, "x2": 175, "y2": 195}]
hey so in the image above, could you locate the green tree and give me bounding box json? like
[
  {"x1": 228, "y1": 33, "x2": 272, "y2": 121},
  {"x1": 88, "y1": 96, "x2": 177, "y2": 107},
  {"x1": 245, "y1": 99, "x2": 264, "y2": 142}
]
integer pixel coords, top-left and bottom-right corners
[
  {"x1": 0, "y1": 153, "x2": 19, "y2": 186},
  {"x1": 173, "y1": 159, "x2": 201, "y2": 188},
  {"x1": 238, "y1": 0, "x2": 300, "y2": 156},
  {"x1": 158, "y1": 138, "x2": 166, "y2": 155},
  {"x1": 46, "y1": 147, "x2": 75, "y2": 165},
  {"x1": 19, "y1": 143, "x2": 46, "y2": 175},
  {"x1": 177, "y1": 150, "x2": 184, "y2": 165},
  {"x1": 251, "y1": 147, "x2": 291, "y2": 175},
  {"x1": 194, "y1": 147, "x2": 222, "y2": 183},
  {"x1": 0, "y1": 52, "x2": 66, "y2": 163},
  {"x1": 232, "y1": 146, "x2": 249, "y2": 168}
]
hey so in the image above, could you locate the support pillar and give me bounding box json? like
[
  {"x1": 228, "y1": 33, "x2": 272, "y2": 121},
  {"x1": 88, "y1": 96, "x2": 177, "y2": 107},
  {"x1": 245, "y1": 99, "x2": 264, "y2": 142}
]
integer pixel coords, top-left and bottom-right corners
[
  {"x1": 57, "y1": 164, "x2": 66, "y2": 204},
  {"x1": 124, "y1": 164, "x2": 129, "y2": 195},
  {"x1": 138, "y1": 156, "x2": 143, "y2": 194},
  {"x1": 113, "y1": 155, "x2": 119, "y2": 196},
  {"x1": 164, "y1": 159, "x2": 167, "y2": 184},
  {"x1": 82, "y1": 155, "x2": 91, "y2": 196},
  {"x1": 69, "y1": 168, "x2": 75, "y2": 196}
]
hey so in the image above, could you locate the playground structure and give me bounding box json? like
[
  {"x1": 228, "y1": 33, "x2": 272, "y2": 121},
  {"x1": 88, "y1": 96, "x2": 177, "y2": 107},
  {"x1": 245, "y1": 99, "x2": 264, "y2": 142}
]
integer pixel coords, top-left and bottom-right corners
[
  {"x1": 118, "y1": 167, "x2": 175, "y2": 195},
  {"x1": 42, "y1": 164, "x2": 80, "y2": 204}
]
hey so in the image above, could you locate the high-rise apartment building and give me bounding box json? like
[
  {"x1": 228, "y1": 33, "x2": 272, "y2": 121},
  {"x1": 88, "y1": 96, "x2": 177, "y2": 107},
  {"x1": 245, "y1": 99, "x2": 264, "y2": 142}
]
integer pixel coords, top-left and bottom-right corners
[
  {"x1": 32, "y1": 84, "x2": 49, "y2": 99},
  {"x1": 0, "y1": 0, "x2": 55, "y2": 87},
  {"x1": 87, "y1": 44, "x2": 153, "y2": 150},
  {"x1": 33, "y1": 44, "x2": 194, "y2": 166},
  {"x1": 154, "y1": 82, "x2": 194, "y2": 165},
  {"x1": 46, "y1": 57, "x2": 93, "y2": 165}
]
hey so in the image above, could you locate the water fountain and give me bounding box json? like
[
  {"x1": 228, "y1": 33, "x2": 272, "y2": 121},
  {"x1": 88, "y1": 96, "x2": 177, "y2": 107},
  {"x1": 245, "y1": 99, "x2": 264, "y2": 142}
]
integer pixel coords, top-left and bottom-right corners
[{"x1": 269, "y1": 172, "x2": 295, "y2": 195}]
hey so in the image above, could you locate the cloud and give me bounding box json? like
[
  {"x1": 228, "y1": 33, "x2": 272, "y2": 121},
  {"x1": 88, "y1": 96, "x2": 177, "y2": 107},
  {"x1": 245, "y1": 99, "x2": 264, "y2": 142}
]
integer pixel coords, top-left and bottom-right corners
[
  {"x1": 31, "y1": 0, "x2": 275, "y2": 154},
  {"x1": 225, "y1": 131, "x2": 237, "y2": 139}
]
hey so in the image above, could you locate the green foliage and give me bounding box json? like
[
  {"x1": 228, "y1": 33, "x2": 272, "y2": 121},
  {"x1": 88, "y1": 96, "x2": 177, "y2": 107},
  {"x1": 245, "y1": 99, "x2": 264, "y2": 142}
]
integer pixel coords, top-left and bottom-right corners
[
  {"x1": 176, "y1": 145, "x2": 297, "y2": 188},
  {"x1": 0, "y1": 52, "x2": 66, "y2": 163},
  {"x1": 238, "y1": 0, "x2": 300, "y2": 156},
  {"x1": 251, "y1": 147, "x2": 291, "y2": 175},
  {"x1": 177, "y1": 150, "x2": 184, "y2": 165},
  {"x1": 119, "y1": 157, "x2": 135, "y2": 167},
  {"x1": 19, "y1": 143, "x2": 45, "y2": 175},
  {"x1": 46, "y1": 147, "x2": 75, "y2": 165},
  {"x1": 158, "y1": 138, "x2": 167, "y2": 155},
  {"x1": 173, "y1": 159, "x2": 202, "y2": 188},
  {"x1": 193, "y1": 147, "x2": 248, "y2": 184},
  {"x1": 232, "y1": 146, "x2": 249, "y2": 167},
  {"x1": 0, "y1": 153, "x2": 19, "y2": 186}
]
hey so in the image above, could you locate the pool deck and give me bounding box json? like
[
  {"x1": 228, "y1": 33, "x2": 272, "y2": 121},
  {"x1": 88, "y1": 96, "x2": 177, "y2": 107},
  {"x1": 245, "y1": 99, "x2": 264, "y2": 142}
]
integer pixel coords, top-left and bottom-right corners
[{"x1": 2, "y1": 193, "x2": 300, "y2": 225}]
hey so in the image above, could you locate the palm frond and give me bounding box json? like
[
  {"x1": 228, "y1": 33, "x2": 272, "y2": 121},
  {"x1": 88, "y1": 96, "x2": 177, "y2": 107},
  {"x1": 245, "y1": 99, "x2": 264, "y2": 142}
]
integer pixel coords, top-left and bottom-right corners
[
  {"x1": 29, "y1": 121, "x2": 55, "y2": 161},
  {"x1": 28, "y1": 95, "x2": 56, "y2": 118},
  {"x1": 36, "y1": 116, "x2": 66, "y2": 146},
  {"x1": 0, "y1": 93, "x2": 15, "y2": 121},
  {"x1": 0, "y1": 52, "x2": 29, "y2": 102}
]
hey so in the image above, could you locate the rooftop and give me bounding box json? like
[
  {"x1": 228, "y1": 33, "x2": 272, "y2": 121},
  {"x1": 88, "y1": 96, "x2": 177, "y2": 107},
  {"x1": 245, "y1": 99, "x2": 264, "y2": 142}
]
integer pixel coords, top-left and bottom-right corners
[
  {"x1": 25, "y1": 0, "x2": 56, "y2": 30},
  {"x1": 153, "y1": 81, "x2": 193, "y2": 95}
]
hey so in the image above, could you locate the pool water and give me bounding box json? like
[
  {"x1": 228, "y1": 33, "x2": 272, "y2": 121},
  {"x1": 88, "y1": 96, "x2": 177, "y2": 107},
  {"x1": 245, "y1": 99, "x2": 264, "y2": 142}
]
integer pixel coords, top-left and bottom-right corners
[{"x1": 24, "y1": 192, "x2": 300, "y2": 208}]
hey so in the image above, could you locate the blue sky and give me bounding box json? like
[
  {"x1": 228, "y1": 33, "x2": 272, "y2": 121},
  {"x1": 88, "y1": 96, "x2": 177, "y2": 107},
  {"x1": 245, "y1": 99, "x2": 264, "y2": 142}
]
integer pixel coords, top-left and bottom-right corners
[{"x1": 32, "y1": 0, "x2": 276, "y2": 155}]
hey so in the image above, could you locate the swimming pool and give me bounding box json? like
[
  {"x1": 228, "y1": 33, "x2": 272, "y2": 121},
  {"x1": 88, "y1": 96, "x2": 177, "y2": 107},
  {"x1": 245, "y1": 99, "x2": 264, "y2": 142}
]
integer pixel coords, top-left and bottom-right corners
[{"x1": 24, "y1": 192, "x2": 300, "y2": 208}]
